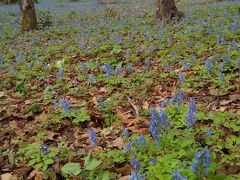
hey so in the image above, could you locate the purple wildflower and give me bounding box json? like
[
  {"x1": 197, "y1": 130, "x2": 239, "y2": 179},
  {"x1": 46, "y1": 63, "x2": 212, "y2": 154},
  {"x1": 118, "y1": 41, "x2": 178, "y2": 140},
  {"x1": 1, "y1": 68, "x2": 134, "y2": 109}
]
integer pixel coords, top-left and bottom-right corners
[
  {"x1": 186, "y1": 98, "x2": 196, "y2": 129},
  {"x1": 150, "y1": 158, "x2": 156, "y2": 166},
  {"x1": 181, "y1": 60, "x2": 190, "y2": 70},
  {"x1": 188, "y1": 40, "x2": 193, "y2": 48},
  {"x1": 172, "y1": 170, "x2": 187, "y2": 180},
  {"x1": 129, "y1": 171, "x2": 138, "y2": 180},
  {"x1": 204, "y1": 60, "x2": 213, "y2": 72},
  {"x1": 56, "y1": 69, "x2": 64, "y2": 80},
  {"x1": 191, "y1": 147, "x2": 212, "y2": 175},
  {"x1": 130, "y1": 157, "x2": 140, "y2": 172},
  {"x1": 222, "y1": 54, "x2": 231, "y2": 65},
  {"x1": 40, "y1": 145, "x2": 49, "y2": 155},
  {"x1": 219, "y1": 72, "x2": 224, "y2": 82},
  {"x1": 88, "y1": 74, "x2": 96, "y2": 85},
  {"x1": 135, "y1": 135, "x2": 146, "y2": 147},
  {"x1": 231, "y1": 40, "x2": 238, "y2": 50},
  {"x1": 178, "y1": 73, "x2": 186, "y2": 83},
  {"x1": 58, "y1": 98, "x2": 71, "y2": 113},
  {"x1": 123, "y1": 128, "x2": 129, "y2": 138},
  {"x1": 102, "y1": 63, "x2": 112, "y2": 77},
  {"x1": 29, "y1": 61, "x2": 34, "y2": 69},
  {"x1": 89, "y1": 128, "x2": 97, "y2": 147},
  {"x1": 149, "y1": 118, "x2": 160, "y2": 142},
  {"x1": 124, "y1": 143, "x2": 132, "y2": 152},
  {"x1": 97, "y1": 97, "x2": 104, "y2": 107},
  {"x1": 170, "y1": 90, "x2": 185, "y2": 106}
]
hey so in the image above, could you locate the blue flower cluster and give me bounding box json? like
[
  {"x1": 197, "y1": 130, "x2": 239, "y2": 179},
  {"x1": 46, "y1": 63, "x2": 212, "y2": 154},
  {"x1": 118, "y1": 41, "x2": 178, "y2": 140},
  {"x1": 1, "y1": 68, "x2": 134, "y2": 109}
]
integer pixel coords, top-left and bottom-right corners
[
  {"x1": 102, "y1": 63, "x2": 113, "y2": 77},
  {"x1": 40, "y1": 144, "x2": 49, "y2": 155},
  {"x1": 56, "y1": 68, "x2": 64, "y2": 80},
  {"x1": 172, "y1": 170, "x2": 187, "y2": 180},
  {"x1": 89, "y1": 128, "x2": 97, "y2": 147},
  {"x1": 149, "y1": 108, "x2": 171, "y2": 142},
  {"x1": 191, "y1": 147, "x2": 212, "y2": 175},
  {"x1": 204, "y1": 60, "x2": 213, "y2": 72},
  {"x1": 186, "y1": 98, "x2": 196, "y2": 129}
]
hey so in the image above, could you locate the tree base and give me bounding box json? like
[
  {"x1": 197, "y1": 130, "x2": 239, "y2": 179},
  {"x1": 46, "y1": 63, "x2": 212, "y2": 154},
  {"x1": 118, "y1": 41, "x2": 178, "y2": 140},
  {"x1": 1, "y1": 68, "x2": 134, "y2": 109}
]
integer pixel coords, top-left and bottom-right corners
[{"x1": 156, "y1": 0, "x2": 183, "y2": 24}]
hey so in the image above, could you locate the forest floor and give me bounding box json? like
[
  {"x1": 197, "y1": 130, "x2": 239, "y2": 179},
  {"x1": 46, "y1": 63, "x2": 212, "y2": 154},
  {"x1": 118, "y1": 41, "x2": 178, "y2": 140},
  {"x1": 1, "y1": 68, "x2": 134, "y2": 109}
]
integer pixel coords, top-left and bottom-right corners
[{"x1": 0, "y1": 0, "x2": 240, "y2": 179}]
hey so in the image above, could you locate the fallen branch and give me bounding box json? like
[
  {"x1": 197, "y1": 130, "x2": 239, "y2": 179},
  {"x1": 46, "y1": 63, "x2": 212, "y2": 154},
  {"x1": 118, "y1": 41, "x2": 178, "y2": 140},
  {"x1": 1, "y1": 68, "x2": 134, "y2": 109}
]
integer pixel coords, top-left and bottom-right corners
[{"x1": 126, "y1": 95, "x2": 139, "y2": 118}]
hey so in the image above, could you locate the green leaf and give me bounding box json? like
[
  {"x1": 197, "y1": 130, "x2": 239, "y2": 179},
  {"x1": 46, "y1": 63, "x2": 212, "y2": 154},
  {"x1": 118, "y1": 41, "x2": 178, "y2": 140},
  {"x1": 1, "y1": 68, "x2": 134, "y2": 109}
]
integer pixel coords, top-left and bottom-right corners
[
  {"x1": 34, "y1": 163, "x2": 44, "y2": 170},
  {"x1": 84, "y1": 156, "x2": 101, "y2": 171},
  {"x1": 8, "y1": 151, "x2": 15, "y2": 165},
  {"x1": 28, "y1": 159, "x2": 37, "y2": 166},
  {"x1": 44, "y1": 158, "x2": 54, "y2": 165},
  {"x1": 61, "y1": 163, "x2": 82, "y2": 176}
]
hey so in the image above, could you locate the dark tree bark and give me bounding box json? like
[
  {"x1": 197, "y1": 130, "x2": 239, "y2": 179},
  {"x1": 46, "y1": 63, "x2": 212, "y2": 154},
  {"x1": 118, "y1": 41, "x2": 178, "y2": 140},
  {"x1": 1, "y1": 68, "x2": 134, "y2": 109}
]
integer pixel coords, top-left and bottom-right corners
[
  {"x1": 20, "y1": 0, "x2": 37, "y2": 31},
  {"x1": 156, "y1": 0, "x2": 183, "y2": 23}
]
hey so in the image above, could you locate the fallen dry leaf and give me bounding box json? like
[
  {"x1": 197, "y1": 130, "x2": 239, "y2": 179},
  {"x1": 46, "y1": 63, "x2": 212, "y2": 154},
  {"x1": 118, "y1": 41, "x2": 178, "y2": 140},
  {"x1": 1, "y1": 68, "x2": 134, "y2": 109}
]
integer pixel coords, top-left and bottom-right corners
[
  {"x1": 111, "y1": 137, "x2": 124, "y2": 148},
  {"x1": 1, "y1": 173, "x2": 12, "y2": 180},
  {"x1": 119, "y1": 175, "x2": 130, "y2": 180},
  {"x1": 116, "y1": 108, "x2": 132, "y2": 124},
  {"x1": 115, "y1": 164, "x2": 131, "y2": 176}
]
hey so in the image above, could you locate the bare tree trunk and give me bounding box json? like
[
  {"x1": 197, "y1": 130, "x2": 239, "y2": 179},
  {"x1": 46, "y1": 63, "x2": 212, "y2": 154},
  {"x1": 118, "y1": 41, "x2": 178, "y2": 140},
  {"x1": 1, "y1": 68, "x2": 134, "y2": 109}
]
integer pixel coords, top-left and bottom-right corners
[
  {"x1": 156, "y1": 0, "x2": 183, "y2": 23},
  {"x1": 20, "y1": 0, "x2": 37, "y2": 31}
]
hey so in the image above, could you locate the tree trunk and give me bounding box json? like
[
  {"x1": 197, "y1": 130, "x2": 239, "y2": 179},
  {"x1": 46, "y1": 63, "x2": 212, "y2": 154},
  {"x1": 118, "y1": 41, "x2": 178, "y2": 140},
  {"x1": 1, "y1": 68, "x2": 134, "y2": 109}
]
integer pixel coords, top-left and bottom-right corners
[
  {"x1": 20, "y1": 0, "x2": 37, "y2": 31},
  {"x1": 156, "y1": 0, "x2": 183, "y2": 23}
]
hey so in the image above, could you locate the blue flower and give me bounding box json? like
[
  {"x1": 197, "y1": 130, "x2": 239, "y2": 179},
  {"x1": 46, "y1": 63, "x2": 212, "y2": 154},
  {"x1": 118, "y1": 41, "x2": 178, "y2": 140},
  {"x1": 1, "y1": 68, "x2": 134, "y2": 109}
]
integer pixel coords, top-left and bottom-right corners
[
  {"x1": 181, "y1": 61, "x2": 190, "y2": 70},
  {"x1": 124, "y1": 143, "x2": 132, "y2": 152},
  {"x1": 79, "y1": 40, "x2": 86, "y2": 50},
  {"x1": 40, "y1": 145, "x2": 49, "y2": 155},
  {"x1": 172, "y1": 51, "x2": 177, "y2": 58},
  {"x1": 170, "y1": 89, "x2": 185, "y2": 106},
  {"x1": 204, "y1": 60, "x2": 213, "y2": 72},
  {"x1": 168, "y1": 37, "x2": 173, "y2": 46},
  {"x1": 97, "y1": 97, "x2": 105, "y2": 107},
  {"x1": 186, "y1": 98, "x2": 196, "y2": 129},
  {"x1": 149, "y1": 118, "x2": 160, "y2": 142},
  {"x1": 102, "y1": 63, "x2": 112, "y2": 77},
  {"x1": 115, "y1": 66, "x2": 123, "y2": 75},
  {"x1": 189, "y1": 98, "x2": 196, "y2": 112},
  {"x1": 206, "y1": 130, "x2": 212, "y2": 137},
  {"x1": 125, "y1": 49, "x2": 131, "y2": 59},
  {"x1": 158, "y1": 109, "x2": 169, "y2": 127},
  {"x1": 58, "y1": 98, "x2": 71, "y2": 113},
  {"x1": 130, "y1": 157, "x2": 140, "y2": 172},
  {"x1": 222, "y1": 54, "x2": 231, "y2": 65},
  {"x1": 144, "y1": 57, "x2": 151, "y2": 68},
  {"x1": 160, "y1": 99, "x2": 168, "y2": 108},
  {"x1": 123, "y1": 128, "x2": 129, "y2": 138},
  {"x1": 126, "y1": 63, "x2": 134, "y2": 74},
  {"x1": 135, "y1": 135, "x2": 146, "y2": 147},
  {"x1": 187, "y1": 40, "x2": 193, "y2": 48},
  {"x1": 172, "y1": 170, "x2": 187, "y2": 180},
  {"x1": 80, "y1": 63, "x2": 87, "y2": 75},
  {"x1": 147, "y1": 45, "x2": 155, "y2": 54},
  {"x1": 129, "y1": 171, "x2": 138, "y2": 180},
  {"x1": 191, "y1": 147, "x2": 212, "y2": 175},
  {"x1": 150, "y1": 158, "x2": 156, "y2": 166},
  {"x1": 89, "y1": 128, "x2": 97, "y2": 147},
  {"x1": 219, "y1": 71, "x2": 224, "y2": 82},
  {"x1": 178, "y1": 73, "x2": 186, "y2": 83},
  {"x1": 150, "y1": 108, "x2": 159, "y2": 124},
  {"x1": 56, "y1": 69, "x2": 64, "y2": 80},
  {"x1": 88, "y1": 74, "x2": 96, "y2": 85},
  {"x1": 0, "y1": 53, "x2": 3, "y2": 63},
  {"x1": 231, "y1": 40, "x2": 238, "y2": 50}
]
